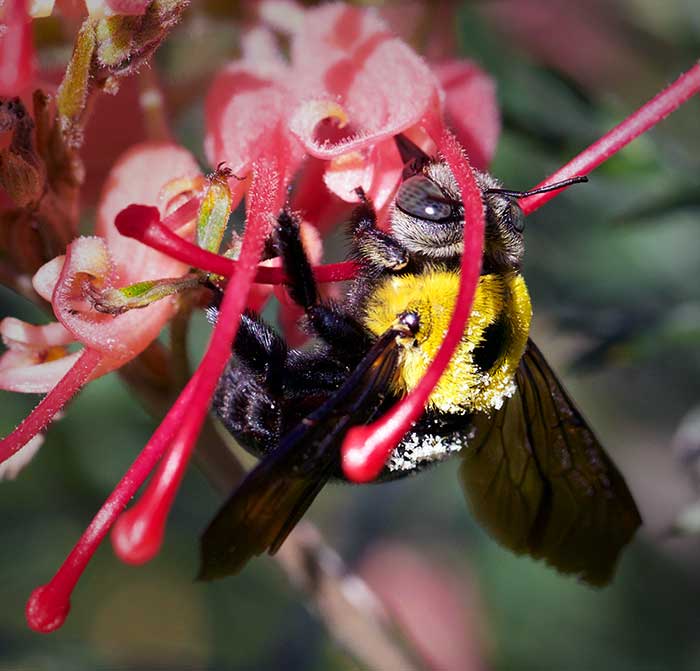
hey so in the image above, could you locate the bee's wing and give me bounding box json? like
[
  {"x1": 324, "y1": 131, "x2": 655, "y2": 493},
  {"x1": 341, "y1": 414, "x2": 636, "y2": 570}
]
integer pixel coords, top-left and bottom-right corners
[
  {"x1": 459, "y1": 339, "x2": 642, "y2": 586},
  {"x1": 198, "y1": 329, "x2": 401, "y2": 581}
]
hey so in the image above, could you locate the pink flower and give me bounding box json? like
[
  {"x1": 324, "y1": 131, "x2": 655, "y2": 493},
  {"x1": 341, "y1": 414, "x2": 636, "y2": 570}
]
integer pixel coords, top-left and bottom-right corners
[
  {"x1": 206, "y1": 2, "x2": 498, "y2": 216},
  {"x1": 0, "y1": 142, "x2": 201, "y2": 461}
]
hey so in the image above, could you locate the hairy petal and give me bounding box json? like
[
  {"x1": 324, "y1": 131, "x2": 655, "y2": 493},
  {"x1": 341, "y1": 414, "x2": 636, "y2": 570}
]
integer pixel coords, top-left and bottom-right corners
[
  {"x1": 433, "y1": 59, "x2": 500, "y2": 170},
  {"x1": 258, "y1": 0, "x2": 305, "y2": 34},
  {"x1": 0, "y1": 350, "x2": 82, "y2": 394},
  {"x1": 240, "y1": 26, "x2": 286, "y2": 70},
  {"x1": 288, "y1": 4, "x2": 437, "y2": 158},
  {"x1": 322, "y1": 139, "x2": 402, "y2": 210},
  {"x1": 96, "y1": 142, "x2": 201, "y2": 281},
  {"x1": 204, "y1": 64, "x2": 303, "y2": 180},
  {"x1": 51, "y1": 237, "x2": 175, "y2": 363},
  {"x1": 32, "y1": 257, "x2": 65, "y2": 301}
]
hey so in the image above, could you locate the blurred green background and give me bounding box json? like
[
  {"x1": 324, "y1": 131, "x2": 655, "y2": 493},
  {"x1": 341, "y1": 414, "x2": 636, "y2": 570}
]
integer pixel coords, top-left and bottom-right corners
[{"x1": 2, "y1": 1, "x2": 700, "y2": 669}]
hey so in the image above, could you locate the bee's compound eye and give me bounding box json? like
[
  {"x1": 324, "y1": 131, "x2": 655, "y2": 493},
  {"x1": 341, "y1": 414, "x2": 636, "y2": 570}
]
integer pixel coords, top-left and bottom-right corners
[
  {"x1": 509, "y1": 201, "x2": 525, "y2": 233},
  {"x1": 395, "y1": 175, "x2": 454, "y2": 222}
]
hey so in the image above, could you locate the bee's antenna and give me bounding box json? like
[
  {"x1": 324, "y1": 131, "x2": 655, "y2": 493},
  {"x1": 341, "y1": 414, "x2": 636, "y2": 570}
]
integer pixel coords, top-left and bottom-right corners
[{"x1": 485, "y1": 175, "x2": 588, "y2": 198}]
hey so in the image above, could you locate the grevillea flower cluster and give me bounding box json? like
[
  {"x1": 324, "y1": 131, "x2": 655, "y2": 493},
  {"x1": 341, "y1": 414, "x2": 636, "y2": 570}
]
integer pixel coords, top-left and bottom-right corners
[{"x1": 1, "y1": 0, "x2": 699, "y2": 635}]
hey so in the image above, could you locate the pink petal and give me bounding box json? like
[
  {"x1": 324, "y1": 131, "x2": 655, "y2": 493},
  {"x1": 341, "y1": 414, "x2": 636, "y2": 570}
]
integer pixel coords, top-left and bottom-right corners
[
  {"x1": 105, "y1": 0, "x2": 150, "y2": 15},
  {"x1": 240, "y1": 26, "x2": 286, "y2": 71},
  {"x1": 96, "y1": 143, "x2": 201, "y2": 282},
  {"x1": 0, "y1": 348, "x2": 103, "y2": 465},
  {"x1": 1, "y1": 318, "x2": 73, "y2": 349},
  {"x1": 433, "y1": 60, "x2": 500, "y2": 170},
  {"x1": 0, "y1": 350, "x2": 82, "y2": 393},
  {"x1": 32, "y1": 257, "x2": 65, "y2": 301},
  {"x1": 0, "y1": 319, "x2": 78, "y2": 393},
  {"x1": 258, "y1": 0, "x2": 305, "y2": 34},
  {"x1": 288, "y1": 4, "x2": 439, "y2": 158},
  {"x1": 204, "y1": 64, "x2": 304, "y2": 178},
  {"x1": 29, "y1": 0, "x2": 56, "y2": 18},
  {"x1": 51, "y1": 237, "x2": 175, "y2": 363},
  {"x1": 323, "y1": 151, "x2": 370, "y2": 203},
  {"x1": 292, "y1": 157, "x2": 350, "y2": 235}
]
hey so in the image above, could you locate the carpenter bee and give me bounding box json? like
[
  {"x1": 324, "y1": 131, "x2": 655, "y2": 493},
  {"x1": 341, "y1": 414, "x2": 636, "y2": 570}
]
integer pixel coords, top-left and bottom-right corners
[{"x1": 200, "y1": 135, "x2": 641, "y2": 585}]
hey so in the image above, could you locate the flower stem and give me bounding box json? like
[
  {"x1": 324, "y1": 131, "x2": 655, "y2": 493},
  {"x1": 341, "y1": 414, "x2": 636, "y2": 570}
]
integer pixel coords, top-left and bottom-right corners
[
  {"x1": 116, "y1": 203, "x2": 358, "y2": 284},
  {"x1": 0, "y1": 348, "x2": 102, "y2": 465},
  {"x1": 520, "y1": 62, "x2": 700, "y2": 214},
  {"x1": 111, "y1": 154, "x2": 288, "y2": 564},
  {"x1": 25, "y1": 376, "x2": 199, "y2": 632}
]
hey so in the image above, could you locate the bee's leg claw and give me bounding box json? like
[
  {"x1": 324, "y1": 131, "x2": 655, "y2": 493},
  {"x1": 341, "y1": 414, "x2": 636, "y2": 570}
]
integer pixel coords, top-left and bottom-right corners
[{"x1": 350, "y1": 199, "x2": 409, "y2": 271}]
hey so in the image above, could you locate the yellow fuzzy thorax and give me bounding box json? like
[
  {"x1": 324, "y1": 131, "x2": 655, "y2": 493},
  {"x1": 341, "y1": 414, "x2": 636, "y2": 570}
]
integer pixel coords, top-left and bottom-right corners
[{"x1": 362, "y1": 270, "x2": 532, "y2": 414}]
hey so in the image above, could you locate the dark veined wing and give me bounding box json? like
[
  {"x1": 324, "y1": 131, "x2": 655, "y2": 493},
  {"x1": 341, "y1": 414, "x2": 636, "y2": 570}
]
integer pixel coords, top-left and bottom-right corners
[
  {"x1": 198, "y1": 327, "x2": 402, "y2": 581},
  {"x1": 459, "y1": 339, "x2": 642, "y2": 586}
]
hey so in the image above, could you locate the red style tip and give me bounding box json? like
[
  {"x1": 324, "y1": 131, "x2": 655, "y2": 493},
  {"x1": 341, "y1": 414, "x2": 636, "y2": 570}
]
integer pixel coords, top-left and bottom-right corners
[
  {"x1": 26, "y1": 585, "x2": 70, "y2": 634},
  {"x1": 341, "y1": 427, "x2": 379, "y2": 483},
  {"x1": 111, "y1": 503, "x2": 164, "y2": 565},
  {"x1": 342, "y1": 425, "x2": 395, "y2": 483},
  {"x1": 114, "y1": 204, "x2": 161, "y2": 238}
]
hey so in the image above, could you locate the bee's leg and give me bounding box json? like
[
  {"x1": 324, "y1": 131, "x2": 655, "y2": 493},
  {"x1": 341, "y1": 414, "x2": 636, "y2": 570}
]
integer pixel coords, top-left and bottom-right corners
[
  {"x1": 276, "y1": 209, "x2": 372, "y2": 358},
  {"x1": 285, "y1": 348, "x2": 349, "y2": 397},
  {"x1": 275, "y1": 208, "x2": 320, "y2": 309},
  {"x1": 233, "y1": 311, "x2": 287, "y2": 392},
  {"x1": 350, "y1": 188, "x2": 408, "y2": 271},
  {"x1": 213, "y1": 312, "x2": 287, "y2": 451},
  {"x1": 213, "y1": 363, "x2": 283, "y2": 452}
]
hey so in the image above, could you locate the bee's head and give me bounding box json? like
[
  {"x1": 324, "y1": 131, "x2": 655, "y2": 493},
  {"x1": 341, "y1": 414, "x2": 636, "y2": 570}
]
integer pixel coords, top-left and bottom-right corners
[
  {"x1": 390, "y1": 135, "x2": 587, "y2": 270},
  {"x1": 389, "y1": 161, "x2": 525, "y2": 270}
]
